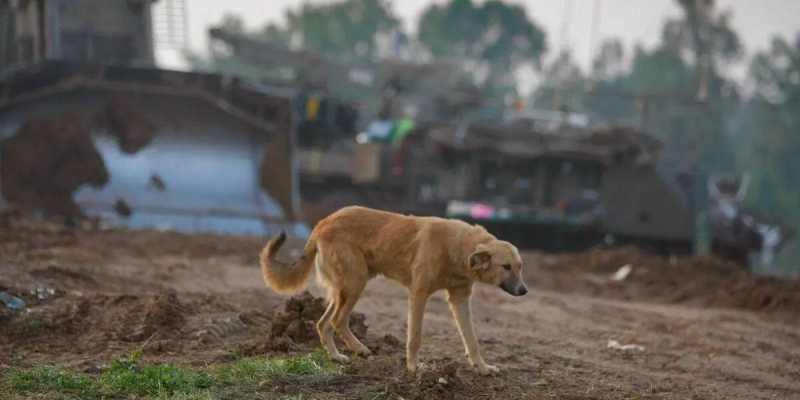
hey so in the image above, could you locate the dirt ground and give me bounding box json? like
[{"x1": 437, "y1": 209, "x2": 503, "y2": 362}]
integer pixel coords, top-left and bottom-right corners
[{"x1": 1, "y1": 210, "x2": 799, "y2": 399}]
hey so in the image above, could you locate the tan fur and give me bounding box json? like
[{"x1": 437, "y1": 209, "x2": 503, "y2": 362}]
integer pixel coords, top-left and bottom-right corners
[
  {"x1": 259, "y1": 206, "x2": 527, "y2": 375},
  {"x1": 259, "y1": 232, "x2": 317, "y2": 294}
]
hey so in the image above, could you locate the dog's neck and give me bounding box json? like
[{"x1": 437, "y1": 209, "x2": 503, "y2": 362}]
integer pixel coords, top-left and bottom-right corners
[{"x1": 454, "y1": 225, "x2": 493, "y2": 275}]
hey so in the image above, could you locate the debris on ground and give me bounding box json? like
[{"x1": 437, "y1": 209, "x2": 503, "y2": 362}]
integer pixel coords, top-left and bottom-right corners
[
  {"x1": 404, "y1": 358, "x2": 468, "y2": 399},
  {"x1": 0, "y1": 291, "x2": 26, "y2": 310},
  {"x1": 610, "y1": 264, "x2": 633, "y2": 281},
  {"x1": 30, "y1": 287, "x2": 56, "y2": 301},
  {"x1": 607, "y1": 339, "x2": 645, "y2": 352}
]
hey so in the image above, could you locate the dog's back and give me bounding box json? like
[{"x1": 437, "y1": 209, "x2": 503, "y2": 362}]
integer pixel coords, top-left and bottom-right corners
[{"x1": 315, "y1": 206, "x2": 489, "y2": 285}]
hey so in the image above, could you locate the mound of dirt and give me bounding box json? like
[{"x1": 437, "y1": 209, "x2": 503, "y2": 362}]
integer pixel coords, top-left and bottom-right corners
[
  {"x1": 116, "y1": 292, "x2": 192, "y2": 343},
  {"x1": 269, "y1": 292, "x2": 368, "y2": 344},
  {"x1": 0, "y1": 290, "x2": 222, "y2": 368},
  {"x1": 30, "y1": 266, "x2": 99, "y2": 288},
  {"x1": 528, "y1": 246, "x2": 800, "y2": 316},
  {"x1": 143, "y1": 293, "x2": 186, "y2": 331},
  {"x1": 364, "y1": 356, "x2": 499, "y2": 400},
  {"x1": 1, "y1": 294, "x2": 92, "y2": 342},
  {"x1": 0, "y1": 208, "x2": 78, "y2": 257},
  {"x1": 411, "y1": 358, "x2": 467, "y2": 399}
]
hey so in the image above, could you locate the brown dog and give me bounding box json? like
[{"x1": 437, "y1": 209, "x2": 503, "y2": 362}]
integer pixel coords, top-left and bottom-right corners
[{"x1": 260, "y1": 206, "x2": 527, "y2": 375}]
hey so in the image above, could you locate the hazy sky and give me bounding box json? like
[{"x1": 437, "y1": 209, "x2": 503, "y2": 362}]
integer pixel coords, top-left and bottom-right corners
[{"x1": 156, "y1": 0, "x2": 800, "y2": 83}]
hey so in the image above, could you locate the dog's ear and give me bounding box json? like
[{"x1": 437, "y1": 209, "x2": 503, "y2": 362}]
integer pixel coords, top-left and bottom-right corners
[{"x1": 469, "y1": 246, "x2": 492, "y2": 271}]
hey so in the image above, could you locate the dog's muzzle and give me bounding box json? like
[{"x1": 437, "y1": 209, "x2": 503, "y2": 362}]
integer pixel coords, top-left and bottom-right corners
[{"x1": 499, "y1": 278, "x2": 528, "y2": 296}]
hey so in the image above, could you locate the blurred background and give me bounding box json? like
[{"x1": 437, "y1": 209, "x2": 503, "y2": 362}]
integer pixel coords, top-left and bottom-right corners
[{"x1": 1, "y1": 0, "x2": 798, "y2": 275}]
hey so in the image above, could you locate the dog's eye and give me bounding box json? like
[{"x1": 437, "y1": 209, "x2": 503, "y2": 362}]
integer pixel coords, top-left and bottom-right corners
[{"x1": 503, "y1": 264, "x2": 512, "y2": 271}]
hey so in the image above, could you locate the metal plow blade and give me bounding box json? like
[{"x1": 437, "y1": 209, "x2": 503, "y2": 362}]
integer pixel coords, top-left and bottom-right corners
[{"x1": 0, "y1": 63, "x2": 304, "y2": 236}]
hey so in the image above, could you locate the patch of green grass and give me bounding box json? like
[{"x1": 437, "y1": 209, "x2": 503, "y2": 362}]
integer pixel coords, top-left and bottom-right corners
[
  {"x1": 159, "y1": 391, "x2": 218, "y2": 400},
  {"x1": 215, "y1": 348, "x2": 341, "y2": 385},
  {"x1": 3, "y1": 366, "x2": 97, "y2": 398},
  {"x1": 98, "y1": 356, "x2": 213, "y2": 398},
  {"x1": 2, "y1": 349, "x2": 341, "y2": 399}
]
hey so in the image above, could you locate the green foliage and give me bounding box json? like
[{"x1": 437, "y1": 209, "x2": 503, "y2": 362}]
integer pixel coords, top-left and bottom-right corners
[
  {"x1": 418, "y1": 0, "x2": 547, "y2": 102},
  {"x1": 3, "y1": 366, "x2": 97, "y2": 397},
  {"x1": 670, "y1": 0, "x2": 742, "y2": 62},
  {"x1": 732, "y1": 35, "x2": 800, "y2": 273},
  {"x1": 215, "y1": 349, "x2": 341, "y2": 385},
  {"x1": 158, "y1": 392, "x2": 217, "y2": 400},
  {"x1": 1, "y1": 350, "x2": 340, "y2": 399},
  {"x1": 286, "y1": 0, "x2": 400, "y2": 62},
  {"x1": 533, "y1": 1, "x2": 740, "y2": 173},
  {"x1": 202, "y1": 0, "x2": 400, "y2": 66},
  {"x1": 530, "y1": 51, "x2": 586, "y2": 111},
  {"x1": 418, "y1": 0, "x2": 546, "y2": 67},
  {"x1": 99, "y1": 356, "x2": 213, "y2": 397},
  {"x1": 627, "y1": 46, "x2": 693, "y2": 94},
  {"x1": 196, "y1": 0, "x2": 546, "y2": 109}
]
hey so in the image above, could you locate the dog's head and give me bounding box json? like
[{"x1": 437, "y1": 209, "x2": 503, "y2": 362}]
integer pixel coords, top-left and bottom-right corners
[{"x1": 468, "y1": 240, "x2": 527, "y2": 296}]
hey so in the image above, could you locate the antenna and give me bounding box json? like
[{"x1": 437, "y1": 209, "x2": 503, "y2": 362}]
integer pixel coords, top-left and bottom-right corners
[
  {"x1": 587, "y1": 0, "x2": 602, "y2": 89},
  {"x1": 553, "y1": 0, "x2": 573, "y2": 110},
  {"x1": 560, "y1": 0, "x2": 572, "y2": 52}
]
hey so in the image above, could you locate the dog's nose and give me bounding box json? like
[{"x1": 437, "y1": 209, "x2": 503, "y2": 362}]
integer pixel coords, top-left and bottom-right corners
[{"x1": 517, "y1": 286, "x2": 528, "y2": 296}]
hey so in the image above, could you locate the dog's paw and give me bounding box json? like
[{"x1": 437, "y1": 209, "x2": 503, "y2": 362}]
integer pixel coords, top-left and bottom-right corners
[
  {"x1": 476, "y1": 364, "x2": 500, "y2": 375},
  {"x1": 330, "y1": 353, "x2": 351, "y2": 363},
  {"x1": 406, "y1": 361, "x2": 424, "y2": 376},
  {"x1": 354, "y1": 346, "x2": 372, "y2": 357}
]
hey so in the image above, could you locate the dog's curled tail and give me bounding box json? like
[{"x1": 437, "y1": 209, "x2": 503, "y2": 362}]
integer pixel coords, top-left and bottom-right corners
[{"x1": 259, "y1": 231, "x2": 317, "y2": 294}]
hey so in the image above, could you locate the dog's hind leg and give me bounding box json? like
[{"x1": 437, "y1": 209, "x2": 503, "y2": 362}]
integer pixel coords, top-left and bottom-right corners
[
  {"x1": 316, "y1": 296, "x2": 348, "y2": 363},
  {"x1": 314, "y1": 247, "x2": 349, "y2": 363},
  {"x1": 331, "y1": 254, "x2": 371, "y2": 356}
]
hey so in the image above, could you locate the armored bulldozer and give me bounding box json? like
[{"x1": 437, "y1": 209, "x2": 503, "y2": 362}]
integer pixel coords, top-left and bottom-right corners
[{"x1": 0, "y1": 0, "x2": 303, "y2": 235}]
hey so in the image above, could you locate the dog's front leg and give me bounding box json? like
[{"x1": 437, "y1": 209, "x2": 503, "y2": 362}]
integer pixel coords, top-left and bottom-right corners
[
  {"x1": 406, "y1": 287, "x2": 429, "y2": 375},
  {"x1": 446, "y1": 287, "x2": 499, "y2": 375}
]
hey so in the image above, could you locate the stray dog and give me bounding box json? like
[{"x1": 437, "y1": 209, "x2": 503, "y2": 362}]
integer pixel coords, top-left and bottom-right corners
[{"x1": 260, "y1": 206, "x2": 527, "y2": 375}]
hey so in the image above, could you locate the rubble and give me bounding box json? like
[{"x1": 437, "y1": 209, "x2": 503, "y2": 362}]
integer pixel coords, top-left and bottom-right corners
[
  {"x1": 607, "y1": 339, "x2": 645, "y2": 352},
  {"x1": 0, "y1": 292, "x2": 25, "y2": 311}
]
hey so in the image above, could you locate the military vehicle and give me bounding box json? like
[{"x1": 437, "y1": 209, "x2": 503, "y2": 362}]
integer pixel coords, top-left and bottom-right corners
[
  {"x1": 1, "y1": 0, "x2": 788, "y2": 267},
  {"x1": 208, "y1": 27, "x2": 791, "y2": 265},
  {"x1": 0, "y1": 0, "x2": 302, "y2": 236}
]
